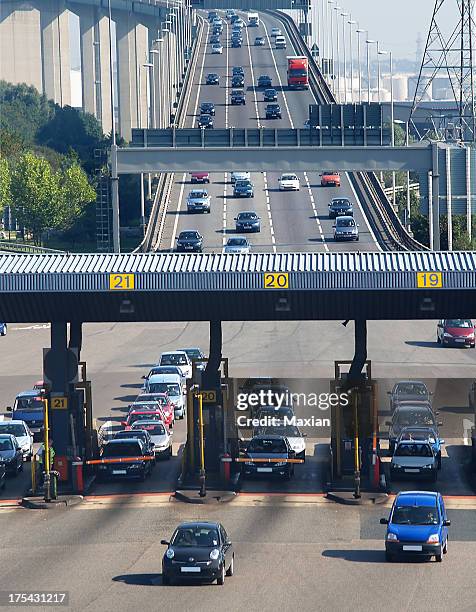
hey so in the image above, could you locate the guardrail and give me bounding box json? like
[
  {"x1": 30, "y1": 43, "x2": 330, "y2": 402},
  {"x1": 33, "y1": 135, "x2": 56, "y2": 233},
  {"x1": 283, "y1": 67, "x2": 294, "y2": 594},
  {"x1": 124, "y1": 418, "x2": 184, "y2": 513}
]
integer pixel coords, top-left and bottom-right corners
[
  {"x1": 0, "y1": 241, "x2": 65, "y2": 254},
  {"x1": 271, "y1": 9, "x2": 427, "y2": 252},
  {"x1": 134, "y1": 17, "x2": 205, "y2": 253}
]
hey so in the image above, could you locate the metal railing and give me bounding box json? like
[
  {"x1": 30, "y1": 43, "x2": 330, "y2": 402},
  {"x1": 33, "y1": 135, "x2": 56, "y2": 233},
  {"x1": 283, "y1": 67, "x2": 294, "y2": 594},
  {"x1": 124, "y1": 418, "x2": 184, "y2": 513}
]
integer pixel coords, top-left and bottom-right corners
[
  {"x1": 271, "y1": 9, "x2": 427, "y2": 252},
  {"x1": 0, "y1": 241, "x2": 65, "y2": 254}
]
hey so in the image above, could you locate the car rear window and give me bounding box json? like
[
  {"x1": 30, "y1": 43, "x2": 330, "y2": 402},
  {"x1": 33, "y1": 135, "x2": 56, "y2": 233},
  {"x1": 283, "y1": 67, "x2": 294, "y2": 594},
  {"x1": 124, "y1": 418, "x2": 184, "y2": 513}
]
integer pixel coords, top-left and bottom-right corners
[
  {"x1": 248, "y1": 438, "x2": 287, "y2": 453},
  {"x1": 394, "y1": 443, "x2": 433, "y2": 457},
  {"x1": 103, "y1": 442, "x2": 141, "y2": 457}
]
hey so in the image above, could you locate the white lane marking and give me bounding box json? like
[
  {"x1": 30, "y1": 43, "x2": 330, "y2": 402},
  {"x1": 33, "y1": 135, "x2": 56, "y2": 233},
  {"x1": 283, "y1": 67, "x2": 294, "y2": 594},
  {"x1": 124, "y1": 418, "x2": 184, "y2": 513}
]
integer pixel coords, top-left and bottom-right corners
[
  {"x1": 222, "y1": 16, "x2": 229, "y2": 249},
  {"x1": 10, "y1": 324, "x2": 50, "y2": 331},
  {"x1": 304, "y1": 171, "x2": 328, "y2": 252},
  {"x1": 263, "y1": 171, "x2": 277, "y2": 253},
  {"x1": 261, "y1": 21, "x2": 294, "y2": 129},
  {"x1": 169, "y1": 21, "x2": 210, "y2": 251},
  {"x1": 223, "y1": 172, "x2": 228, "y2": 247}
]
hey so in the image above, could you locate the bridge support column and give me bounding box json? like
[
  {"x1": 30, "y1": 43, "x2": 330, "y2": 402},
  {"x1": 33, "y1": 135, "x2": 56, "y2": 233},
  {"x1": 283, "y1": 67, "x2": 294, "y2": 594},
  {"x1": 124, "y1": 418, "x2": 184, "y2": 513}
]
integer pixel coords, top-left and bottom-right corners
[
  {"x1": 40, "y1": 0, "x2": 71, "y2": 106},
  {"x1": 116, "y1": 15, "x2": 148, "y2": 140},
  {"x1": 0, "y1": 1, "x2": 42, "y2": 92}
]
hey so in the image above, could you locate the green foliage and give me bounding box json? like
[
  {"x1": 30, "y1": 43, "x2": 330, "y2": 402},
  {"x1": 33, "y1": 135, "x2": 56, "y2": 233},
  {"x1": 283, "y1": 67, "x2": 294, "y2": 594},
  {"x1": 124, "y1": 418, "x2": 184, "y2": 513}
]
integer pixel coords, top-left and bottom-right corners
[
  {"x1": 0, "y1": 156, "x2": 11, "y2": 215},
  {"x1": 59, "y1": 162, "x2": 96, "y2": 230}
]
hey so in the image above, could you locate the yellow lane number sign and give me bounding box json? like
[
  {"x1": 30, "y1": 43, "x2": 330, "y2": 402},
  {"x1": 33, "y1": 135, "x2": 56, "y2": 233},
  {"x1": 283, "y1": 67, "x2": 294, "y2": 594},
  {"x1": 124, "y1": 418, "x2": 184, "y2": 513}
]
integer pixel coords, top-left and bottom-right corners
[
  {"x1": 109, "y1": 273, "x2": 135, "y2": 290},
  {"x1": 51, "y1": 396, "x2": 68, "y2": 410},
  {"x1": 264, "y1": 272, "x2": 289, "y2": 289},
  {"x1": 417, "y1": 272, "x2": 442, "y2": 289},
  {"x1": 201, "y1": 390, "x2": 217, "y2": 403}
]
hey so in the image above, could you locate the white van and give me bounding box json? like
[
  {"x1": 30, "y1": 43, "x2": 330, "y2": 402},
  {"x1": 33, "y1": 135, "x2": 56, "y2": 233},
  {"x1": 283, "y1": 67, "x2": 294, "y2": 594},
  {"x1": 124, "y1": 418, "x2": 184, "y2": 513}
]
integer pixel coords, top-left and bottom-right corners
[
  {"x1": 145, "y1": 374, "x2": 186, "y2": 419},
  {"x1": 275, "y1": 35, "x2": 286, "y2": 49}
]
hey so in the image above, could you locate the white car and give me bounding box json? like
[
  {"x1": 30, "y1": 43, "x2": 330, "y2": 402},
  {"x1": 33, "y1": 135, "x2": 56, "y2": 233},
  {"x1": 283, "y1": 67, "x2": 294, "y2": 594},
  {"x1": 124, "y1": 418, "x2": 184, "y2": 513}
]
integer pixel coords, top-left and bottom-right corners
[
  {"x1": 131, "y1": 420, "x2": 172, "y2": 459},
  {"x1": 259, "y1": 424, "x2": 306, "y2": 461},
  {"x1": 145, "y1": 374, "x2": 185, "y2": 419},
  {"x1": 271, "y1": 27, "x2": 281, "y2": 37},
  {"x1": 0, "y1": 420, "x2": 33, "y2": 460},
  {"x1": 224, "y1": 236, "x2": 251, "y2": 254},
  {"x1": 230, "y1": 171, "x2": 251, "y2": 183},
  {"x1": 211, "y1": 43, "x2": 223, "y2": 54},
  {"x1": 279, "y1": 173, "x2": 300, "y2": 191},
  {"x1": 159, "y1": 351, "x2": 192, "y2": 379}
]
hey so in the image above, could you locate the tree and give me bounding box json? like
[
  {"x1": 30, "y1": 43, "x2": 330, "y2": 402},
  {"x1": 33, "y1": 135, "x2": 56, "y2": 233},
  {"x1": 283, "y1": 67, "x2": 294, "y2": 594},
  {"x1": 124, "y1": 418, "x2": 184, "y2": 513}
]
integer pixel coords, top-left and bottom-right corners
[
  {"x1": 0, "y1": 156, "x2": 11, "y2": 217},
  {"x1": 10, "y1": 152, "x2": 62, "y2": 244},
  {"x1": 59, "y1": 162, "x2": 96, "y2": 230}
]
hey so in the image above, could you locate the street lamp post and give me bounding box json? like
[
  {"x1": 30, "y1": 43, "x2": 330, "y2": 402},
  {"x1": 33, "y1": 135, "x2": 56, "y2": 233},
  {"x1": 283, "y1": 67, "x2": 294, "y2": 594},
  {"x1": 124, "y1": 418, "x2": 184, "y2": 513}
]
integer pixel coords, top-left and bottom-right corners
[
  {"x1": 328, "y1": 0, "x2": 336, "y2": 91},
  {"x1": 334, "y1": 6, "x2": 341, "y2": 102},
  {"x1": 366, "y1": 39, "x2": 377, "y2": 103},
  {"x1": 348, "y1": 18, "x2": 356, "y2": 102},
  {"x1": 107, "y1": 0, "x2": 120, "y2": 253},
  {"x1": 356, "y1": 28, "x2": 367, "y2": 104},
  {"x1": 341, "y1": 12, "x2": 348, "y2": 103}
]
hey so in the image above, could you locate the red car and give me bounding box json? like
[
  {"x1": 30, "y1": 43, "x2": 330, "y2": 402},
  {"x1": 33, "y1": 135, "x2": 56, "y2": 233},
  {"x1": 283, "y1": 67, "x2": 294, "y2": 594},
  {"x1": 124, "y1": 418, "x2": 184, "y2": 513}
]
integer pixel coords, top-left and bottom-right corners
[
  {"x1": 320, "y1": 171, "x2": 341, "y2": 187},
  {"x1": 136, "y1": 393, "x2": 175, "y2": 427},
  {"x1": 191, "y1": 172, "x2": 210, "y2": 184},
  {"x1": 122, "y1": 409, "x2": 166, "y2": 430},
  {"x1": 437, "y1": 319, "x2": 475, "y2": 348}
]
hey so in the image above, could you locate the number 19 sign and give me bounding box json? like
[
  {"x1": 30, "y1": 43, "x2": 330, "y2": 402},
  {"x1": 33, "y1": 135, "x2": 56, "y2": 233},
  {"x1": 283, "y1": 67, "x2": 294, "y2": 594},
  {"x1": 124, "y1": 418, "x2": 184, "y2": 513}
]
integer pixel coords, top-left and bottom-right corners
[{"x1": 416, "y1": 272, "x2": 442, "y2": 289}]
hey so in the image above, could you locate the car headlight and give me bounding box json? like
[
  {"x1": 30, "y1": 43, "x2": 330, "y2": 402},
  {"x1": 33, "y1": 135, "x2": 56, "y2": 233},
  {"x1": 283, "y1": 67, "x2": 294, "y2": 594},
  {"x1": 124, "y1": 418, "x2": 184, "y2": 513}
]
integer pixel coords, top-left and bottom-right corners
[
  {"x1": 443, "y1": 332, "x2": 453, "y2": 338},
  {"x1": 128, "y1": 464, "x2": 141, "y2": 470},
  {"x1": 275, "y1": 461, "x2": 287, "y2": 467},
  {"x1": 422, "y1": 464, "x2": 434, "y2": 469},
  {"x1": 427, "y1": 533, "x2": 439, "y2": 544},
  {"x1": 209, "y1": 549, "x2": 220, "y2": 560},
  {"x1": 99, "y1": 465, "x2": 107, "y2": 470},
  {"x1": 166, "y1": 548, "x2": 175, "y2": 559},
  {"x1": 387, "y1": 532, "x2": 398, "y2": 541},
  {"x1": 244, "y1": 461, "x2": 253, "y2": 466}
]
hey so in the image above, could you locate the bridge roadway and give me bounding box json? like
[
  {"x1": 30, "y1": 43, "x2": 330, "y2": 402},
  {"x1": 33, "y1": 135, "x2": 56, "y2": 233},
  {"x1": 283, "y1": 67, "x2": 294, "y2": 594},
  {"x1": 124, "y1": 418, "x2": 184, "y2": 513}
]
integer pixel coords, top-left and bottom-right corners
[{"x1": 158, "y1": 11, "x2": 379, "y2": 254}]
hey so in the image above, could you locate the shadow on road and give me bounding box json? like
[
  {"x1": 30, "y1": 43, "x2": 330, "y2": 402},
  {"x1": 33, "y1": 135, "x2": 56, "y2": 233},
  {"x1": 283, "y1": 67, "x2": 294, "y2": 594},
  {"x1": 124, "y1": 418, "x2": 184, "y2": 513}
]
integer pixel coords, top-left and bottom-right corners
[
  {"x1": 404, "y1": 341, "x2": 438, "y2": 348},
  {"x1": 321, "y1": 549, "x2": 386, "y2": 563},
  {"x1": 112, "y1": 574, "x2": 163, "y2": 586}
]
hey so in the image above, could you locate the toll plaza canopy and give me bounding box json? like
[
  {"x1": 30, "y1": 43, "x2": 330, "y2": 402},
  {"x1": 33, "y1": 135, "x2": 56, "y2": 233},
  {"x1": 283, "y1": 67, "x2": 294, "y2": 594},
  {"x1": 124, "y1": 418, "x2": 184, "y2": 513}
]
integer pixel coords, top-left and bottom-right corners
[{"x1": 0, "y1": 251, "x2": 475, "y2": 322}]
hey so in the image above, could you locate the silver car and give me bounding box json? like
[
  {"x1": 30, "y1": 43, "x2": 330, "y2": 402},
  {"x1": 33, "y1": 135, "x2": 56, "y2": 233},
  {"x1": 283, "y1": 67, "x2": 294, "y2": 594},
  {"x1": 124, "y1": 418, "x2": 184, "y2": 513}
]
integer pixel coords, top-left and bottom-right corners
[
  {"x1": 390, "y1": 440, "x2": 437, "y2": 482},
  {"x1": 131, "y1": 420, "x2": 172, "y2": 459},
  {"x1": 388, "y1": 381, "x2": 432, "y2": 412},
  {"x1": 187, "y1": 189, "x2": 211, "y2": 213},
  {"x1": 333, "y1": 216, "x2": 359, "y2": 241},
  {"x1": 224, "y1": 236, "x2": 251, "y2": 254}
]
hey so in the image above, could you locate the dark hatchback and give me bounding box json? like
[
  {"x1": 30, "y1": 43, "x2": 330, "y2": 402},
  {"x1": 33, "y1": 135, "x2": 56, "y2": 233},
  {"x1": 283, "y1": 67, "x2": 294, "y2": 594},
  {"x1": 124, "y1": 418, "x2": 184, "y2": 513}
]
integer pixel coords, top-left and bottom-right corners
[
  {"x1": 206, "y1": 73, "x2": 219, "y2": 85},
  {"x1": 264, "y1": 88, "x2": 278, "y2": 101},
  {"x1": 200, "y1": 102, "x2": 215, "y2": 116},
  {"x1": 231, "y1": 74, "x2": 245, "y2": 88},
  {"x1": 328, "y1": 197, "x2": 353, "y2": 218},
  {"x1": 197, "y1": 113, "x2": 213, "y2": 128},
  {"x1": 231, "y1": 38, "x2": 242, "y2": 48},
  {"x1": 265, "y1": 103, "x2": 282, "y2": 119},
  {"x1": 113, "y1": 430, "x2": 156, "y2": 464},
  {"x1": 0, "y1": 434, "x2": 23, "y2": 476},
  {"x1": 176, "y1": 230, "x2": 203, "y2": 252},
  {"x1": 233, "y1": 180, "x2": 254, "y2": 198},
  {"x1": 209, "y1": 34, "x2": 220, "y2": 44},
  {"x1": 232, "y1": 66, "x2": 244, "y2": 76},
  {"x1": 257, "y1": 75, "x2": 272, "y2": 88},
  {"x1": 162, "y1": 521, "x2": 234, "y2": 585},
  {"x1": 97, "y1": 439, "x2": 153, "y2": 482},
  {"x1": 230, "y1": 89, "x2": 245, "y2": 105},
  {"x1": 242, "y1": 434, "x2": 295, "y2": 479},
  {"x1": 235, "y1": 211, "x2": 260, "y2": 232}
]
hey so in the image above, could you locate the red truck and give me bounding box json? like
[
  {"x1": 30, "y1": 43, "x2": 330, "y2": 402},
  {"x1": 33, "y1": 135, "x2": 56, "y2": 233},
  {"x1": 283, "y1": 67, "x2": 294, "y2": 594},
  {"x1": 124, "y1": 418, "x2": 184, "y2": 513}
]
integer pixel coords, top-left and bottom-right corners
[{"x1": 287, "y1": 56, "x2": 309, "y2": 89}]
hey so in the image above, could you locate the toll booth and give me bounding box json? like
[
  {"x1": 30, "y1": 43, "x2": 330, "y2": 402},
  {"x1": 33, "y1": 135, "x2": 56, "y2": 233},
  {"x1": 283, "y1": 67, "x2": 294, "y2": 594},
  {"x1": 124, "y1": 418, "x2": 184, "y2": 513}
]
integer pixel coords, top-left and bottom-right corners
[{"x1": 329, "y1": 361, "x2": 380, "y2": 490}]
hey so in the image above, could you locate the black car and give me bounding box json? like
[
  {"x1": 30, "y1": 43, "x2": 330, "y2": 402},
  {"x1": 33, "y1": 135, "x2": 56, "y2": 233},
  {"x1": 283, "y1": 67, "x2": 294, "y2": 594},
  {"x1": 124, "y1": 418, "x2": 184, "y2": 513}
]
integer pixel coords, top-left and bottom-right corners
[
  {"x1": 265, "y1": 103, "x2": 282, "y2": 119},
  {"x1": 235, "y1": 211, "x2": 261, "y2": 232},
  {"x1": 328, "y1": 197, "x2": 354, "y2": 218},
  {"x1": 233, "y1": 180, "x2": 254, "y2": 198},
  {"x1": 161, "y1": 521, "x2": 234, "y2": 585},
  {"x1": 197, "y1": 113, "x2": 213, "y2": 128},
  {"x1": 230, "y1": 89, "x2": 245, "y2": 105},
  {"x1": 97, "y1": 439, "x2": 153, "y2": 482},
  {"x1": 206, "y1": 73, "x2": 219, "y2": 85},
  {"x1": 264, "y1": 88, "x2": 278, "y2": 102},
  {"x1": 231, "y1": 75, "x2": 244, "y2": 88},
  {"x1": 209, "y1": 34, "x2": 220, "y2": 44},
  {"x1": 212, "y1": 26, "x2": 223, "y2": 35},
  {"x1": 232, "y1": 66, "x2": 244, "y2": 76},
  {"x1": 200, "y1": 102, "x2": 215, "y2": 116},
  {"x1": 242, "y1": 434, "x2": 295, "y2": 480},
  {"x1": 231, "y1": 38, "x2": 242, "y2": 48},
  {"x1": 257, "y1": 75, "x2": 272, "y2": 88},
  {"x1": 113, "y1": 429, "x2": 156, "y2": 464},
  {"x1": 176, "y1": 230, "x2": 203, "y2": 253},
  {"x1": 255, "y1": 36, "x2": 265, "y2": 46},
  {"x1": 0, "y1": 434, "x2": 23, "y2": 476}
]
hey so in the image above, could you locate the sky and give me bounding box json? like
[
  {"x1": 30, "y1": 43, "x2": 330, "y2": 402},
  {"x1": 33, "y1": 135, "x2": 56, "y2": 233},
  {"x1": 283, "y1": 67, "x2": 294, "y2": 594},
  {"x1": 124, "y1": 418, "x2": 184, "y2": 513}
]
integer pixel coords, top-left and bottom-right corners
[{"x1": 324, "y1": 0, "x2": 448, "y2": 61}]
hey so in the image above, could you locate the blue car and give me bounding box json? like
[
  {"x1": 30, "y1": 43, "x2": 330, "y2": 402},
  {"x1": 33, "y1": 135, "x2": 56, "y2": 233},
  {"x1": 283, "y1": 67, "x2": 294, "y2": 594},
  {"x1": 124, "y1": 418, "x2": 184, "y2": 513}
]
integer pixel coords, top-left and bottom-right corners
[
  {"x1": 0, "y1": 323, "x2": 6, "y2": 336},
  {"x1": 380, "y1": 491, "x2": 450, "y2": 562}
]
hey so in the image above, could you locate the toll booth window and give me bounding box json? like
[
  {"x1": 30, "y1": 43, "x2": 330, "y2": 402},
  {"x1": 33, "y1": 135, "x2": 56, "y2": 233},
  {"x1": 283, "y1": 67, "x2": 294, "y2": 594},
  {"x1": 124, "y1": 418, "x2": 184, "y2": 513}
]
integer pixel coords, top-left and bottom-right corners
[
  {"x1": 248, "y1": 438, "x2": 287, "y2": 453},
  {"x1": 102, "y1": 442, "x2": 141, "y2": 457},
  {"x1": 392, "y1": 505, "x2": 439, "y2": 525}
]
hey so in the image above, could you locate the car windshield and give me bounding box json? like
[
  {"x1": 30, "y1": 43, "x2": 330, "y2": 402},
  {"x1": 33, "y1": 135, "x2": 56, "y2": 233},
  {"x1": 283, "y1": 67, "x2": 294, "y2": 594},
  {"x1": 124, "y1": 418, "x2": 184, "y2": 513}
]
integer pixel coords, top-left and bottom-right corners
[
  {"x1": 332, "y1": 199, "x2": 350, "y2": 206},
  {"x1": 236, "y1": 181, "x2": 250, "y2": 187},
  {"x1": 337, "y1": 219, "x2": 355, "y2": 227},
  {"x1": 15, "y1": 397, "x2": 43, "y2": 411},
  {"x1": 394, "y1": 443, "x2": 433, "y2": 457},
  {"x1": 179, "y1": 232, "x2": 199, "y2": 240},
  {"x1": 395, "y1": 383, "x2": 427, "y2": 396},
  {"x1": 181, "y1": 349, "x2": 202, "y2": 360},
  {"x1": 149, "y1": 366, "x2": 179, "y2": 376},
  {"x1": 0, "y1": 438, "x2": 14, "y2": 450},
  {"x1": 114, "y1": 431, "x2": 147, "y2": 442},
  {"x1": 227, "y1": 238, "x2": 247, "y2": 246},
  {"x1": 172, "y1": 527, "x2": 220, "y2": 547},
  {"x1": 281, "y1": 174, "x2": 296, "y2": 181},
  {"x1": 258, "y1": 406, "x2": 294, "y2": 420},
  {"x1": 248, "y1": 438, "x2": 287, "y2": 453},
  {"x1": 324, "y1": 172, "x2": 338, "y2": 176},
  {"x1": 161, "y1": 354, "x2": 188, "y2": 365},
  {"x1": 238, "y1": 213, "x2": 257, "y2": 220},
  {"x1": 445, "y1": 319, "x2": 472, "y2": 328},
  {"x1": 395, "y1": 409, "x2": 435, "y2": 427},
  {"x1": 189, "y1": 191, "x2": 207, "y2": 199},
  {"x1": 140, "y1": 424, "x2": 166, "y2": 435},
  {"x1": 392, "y1": 504, "x2": 439, "y2": 525},
  {"x1": 149, "y1": 382, "x2": 180, "y2": 396},
  {"x1": 289, "y1": 69, "x2": 307, "y2": 77},
  {"x1": 102, "y1": 442, "x2": 141, "y2": 457},
  {"x1": 261, "y1": 425, "x2": 301, "y2": 437},
  {"x1": 128, "y1": 413, "x2": 160, "y2": 425},
  {"x1": 0, "y1": 424, "x2": 26, "y2": 436}
]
